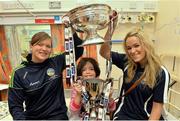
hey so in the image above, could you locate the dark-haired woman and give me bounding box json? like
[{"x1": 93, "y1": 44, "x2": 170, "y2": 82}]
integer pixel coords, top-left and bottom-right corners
[{"x1": 8, "y1": 31, "x2": 84, "y2": 120}]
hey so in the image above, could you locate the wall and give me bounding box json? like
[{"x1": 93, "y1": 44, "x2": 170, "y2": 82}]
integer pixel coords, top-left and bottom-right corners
[
  {"x1": 155, "y1": 0, "x2": 180, "y2": 54},
  {"x1": 155, "y1": 0, "x2": 180, "y2": 119},
  {"x1": 0, "y1": 0, "x2": 158, "y2": 25}
]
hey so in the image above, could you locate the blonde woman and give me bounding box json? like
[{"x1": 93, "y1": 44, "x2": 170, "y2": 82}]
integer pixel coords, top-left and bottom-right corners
[{"x1": 100, "y1": 23, "x2": 170, "y2": 120}]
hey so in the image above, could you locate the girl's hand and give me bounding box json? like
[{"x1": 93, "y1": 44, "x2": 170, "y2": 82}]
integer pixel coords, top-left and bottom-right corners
[
  {"x1": 73, "y1": 82, "x2": 82, "y2": 96},
  {"x1": 72, "y1": 82, "x2": 82, "y2": 106}
]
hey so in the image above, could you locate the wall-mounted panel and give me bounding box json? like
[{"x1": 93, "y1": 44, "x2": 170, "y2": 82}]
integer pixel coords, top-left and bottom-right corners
[{"x1": 0, "y1": 0, "x2": 158, "y2": 25}]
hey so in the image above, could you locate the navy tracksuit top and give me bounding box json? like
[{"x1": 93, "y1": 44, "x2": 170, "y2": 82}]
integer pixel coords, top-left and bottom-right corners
[{"x1": 8, "y1": 33, "x2": 84, "y2": 120}]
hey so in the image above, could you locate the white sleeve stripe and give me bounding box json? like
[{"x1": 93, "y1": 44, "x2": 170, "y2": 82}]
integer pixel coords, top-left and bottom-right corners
[
  {"x1": 144, "y1": 95, "x2": 153, "y2": 117},
  {"x1": 161, "y1": 66, "x2": 170, "y2": 103},
  {"x1": 113, "y1": 90, "x2": 125, "y2": 119}
]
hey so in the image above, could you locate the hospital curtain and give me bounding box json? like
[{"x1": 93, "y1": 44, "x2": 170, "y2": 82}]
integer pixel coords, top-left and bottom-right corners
[
  {"x1": 79, "y1": 33, "x2": 97, "y2": 60},
  {"x1": 0, "y1": 25, "x2": 12, "y2": 84},
  {"x1": 50, "y1": 24, "x2": 65, "y2": 53}
]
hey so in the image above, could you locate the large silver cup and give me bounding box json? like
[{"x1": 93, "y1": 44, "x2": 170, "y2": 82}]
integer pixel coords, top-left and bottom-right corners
[{"x1": 64, "y1": 4, "x2": 112, "y2": 46}]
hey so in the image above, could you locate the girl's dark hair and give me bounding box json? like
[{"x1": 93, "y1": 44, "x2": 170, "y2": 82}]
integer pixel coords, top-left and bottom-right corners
[
  {"x1": 77, "y1": 57, "x2": 100, "y2": 77},
  {"x1": 30, "y1": 32, "x2": 52, "y2": 46}
]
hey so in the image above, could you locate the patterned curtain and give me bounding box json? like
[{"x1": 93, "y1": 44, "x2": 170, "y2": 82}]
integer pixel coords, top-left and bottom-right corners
[
  {"x1": 0, "y1": 25, "x2": 12, "y2": 84},
  {"x1": 84, "y1": 45, "x2": 97, "y2": 60},
  {"x1": 50, "y1": 24, "x2": 71, "y2": 88},
  {"x1": 79, "y1": 33, "x2": 97, "y2": 60},
  {"x1": 50, "y1": 24, "x2": 65, "y2": 53},
  {"x1": 4, "y1": 26, "x2": 22, "y2": 69}
]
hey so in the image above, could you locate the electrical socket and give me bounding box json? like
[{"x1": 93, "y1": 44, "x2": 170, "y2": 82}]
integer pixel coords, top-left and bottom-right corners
[
  {"x1": 147, "y1": 15, "x2": 155, "y2": 23},
  {"x1": 119, "y1": 14, "x2": 127, "y2": 23}
]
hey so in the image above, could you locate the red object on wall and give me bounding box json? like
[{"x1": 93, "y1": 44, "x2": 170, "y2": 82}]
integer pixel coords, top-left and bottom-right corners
[{"x1": 35, "y1": 19, "x2": 55, "y2": 24}]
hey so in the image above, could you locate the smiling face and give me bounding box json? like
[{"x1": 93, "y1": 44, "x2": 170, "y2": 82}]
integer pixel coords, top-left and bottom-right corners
[
  {"x1": 126, "y1": 36, "x2": 146, "y2": 66},
  {"x1": 81, "y1": 62, "x2": 96, "y2": 80},
  {"x1": 30, "y1": 38, "x2": 52, "y2": 63}
]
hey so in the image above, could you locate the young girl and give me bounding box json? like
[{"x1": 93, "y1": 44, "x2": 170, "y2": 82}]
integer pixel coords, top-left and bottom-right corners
[{"x1": 69, "y1": 57, "x2": 116, "y2": 120}]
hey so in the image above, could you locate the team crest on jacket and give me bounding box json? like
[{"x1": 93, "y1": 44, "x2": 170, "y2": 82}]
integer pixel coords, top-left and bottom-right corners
[{"x1": 47, "y1": 68, "x2": 55, "y2": 76}]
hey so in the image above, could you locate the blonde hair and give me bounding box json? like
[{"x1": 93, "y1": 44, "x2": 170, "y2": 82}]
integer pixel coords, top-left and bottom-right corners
[{"x1": 123, "y1": 28, "x2": 162, "y2": 88}]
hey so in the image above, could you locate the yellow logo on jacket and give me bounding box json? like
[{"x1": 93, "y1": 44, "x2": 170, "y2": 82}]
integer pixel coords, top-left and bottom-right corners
[{"x1": 47, "y1": 68, "x2": 55, "y2": 76}]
